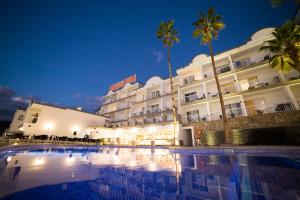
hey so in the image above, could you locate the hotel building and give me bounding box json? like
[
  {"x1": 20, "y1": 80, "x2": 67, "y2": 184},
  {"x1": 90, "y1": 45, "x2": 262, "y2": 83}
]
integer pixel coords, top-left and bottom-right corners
[
  {"x1": 177, "y1": 28, "x2": 300, "y2": 138},
  {"x1": 96, "y1": 28, "x2": 300, "y2": 145},
  {"x1": 8, "y1": 28, "x2": 300, "y2": 146}
]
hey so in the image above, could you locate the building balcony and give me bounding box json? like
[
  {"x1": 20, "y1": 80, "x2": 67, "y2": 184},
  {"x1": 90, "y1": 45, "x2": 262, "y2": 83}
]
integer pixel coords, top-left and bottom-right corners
[
  {"x1": 245, "y1": 100, "x2": 296, "y2": 116},
  {"x1": 99, "y1": 105, "x2": 131, "y2": 115},
  {"x1": 182, "y1": 94, "x2": 206, "y2": 105},
  {"x1": 216, "y1": 64, "x2": 231, "y2": 75},
  {"x1": 132, "y1": 92, "x2": 176, "y2": 105},
  {"x1": 101, "y1": 94, "x2": 136, "y2": 106},
  {"x1": 131, "y1": 107, "x2": 173, "y2": 118},
  {"x1": 233, "y1": 55, "x2": 270, "y2": 70},
  {"x1": 247, "y1": 76, "x2": 281, "y2": 90},
  {"x1": 181, "y1": 100, "x2": 297, "y2": 125},
  {"x1": 284, "y1": 71, "x2": 300, "y2": 81}
]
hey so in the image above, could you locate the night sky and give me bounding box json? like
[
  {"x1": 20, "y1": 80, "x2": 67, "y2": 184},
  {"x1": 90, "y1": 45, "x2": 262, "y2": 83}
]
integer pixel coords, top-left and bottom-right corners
[{"x1": 0, "y1": 0, "x2": 296, "y2": 120}]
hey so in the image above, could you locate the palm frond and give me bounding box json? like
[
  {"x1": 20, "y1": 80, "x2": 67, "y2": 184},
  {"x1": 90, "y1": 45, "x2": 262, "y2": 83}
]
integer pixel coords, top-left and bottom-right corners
[{"x1": 192, "y1": 7, "x2": 224, "y2": 44}]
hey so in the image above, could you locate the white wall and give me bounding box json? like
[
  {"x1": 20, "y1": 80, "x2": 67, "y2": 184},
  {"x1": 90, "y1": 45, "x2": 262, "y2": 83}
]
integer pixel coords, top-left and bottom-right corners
[
  {"x1": 23, "y1": 103, "x2": 106, "y2": 137},
  {"x1": 8, "y1": 110, "x2": 26, "y2": 132}
]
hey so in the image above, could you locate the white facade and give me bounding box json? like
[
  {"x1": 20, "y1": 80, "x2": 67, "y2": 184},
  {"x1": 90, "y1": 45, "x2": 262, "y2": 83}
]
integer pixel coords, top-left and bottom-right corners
[
  {"x1": 8, "y1": 109, "x2": 26, "y2": 133},
  {"x1": 21, "y1": 102, "x2": 106, "y2": 138},
  {"x1": 8, "y1": 28, "x2": 300, "y2": 146},
  {"x1": 177, "y1": 28, "x2": 300, "y2": 125},
  {"x1": 98, "y1": 76, "x2": 179, "y2": 128}
]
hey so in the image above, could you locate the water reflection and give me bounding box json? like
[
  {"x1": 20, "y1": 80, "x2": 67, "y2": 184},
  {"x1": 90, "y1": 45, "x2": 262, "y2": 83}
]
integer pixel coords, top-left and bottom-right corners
[{"x1": 0, "y1": 147, "x2": 299, "y2": 200}]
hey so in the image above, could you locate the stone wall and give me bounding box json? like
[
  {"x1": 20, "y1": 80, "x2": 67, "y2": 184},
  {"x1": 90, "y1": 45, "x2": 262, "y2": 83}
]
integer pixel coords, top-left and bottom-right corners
[{"x1": 189, "y1": 111, "x2": 300, "y2": 139}]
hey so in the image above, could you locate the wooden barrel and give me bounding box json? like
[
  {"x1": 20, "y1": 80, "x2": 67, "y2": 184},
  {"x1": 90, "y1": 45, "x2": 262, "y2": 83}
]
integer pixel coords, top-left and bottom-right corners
[
  {"x1": 231, "y1": 129, "x2": 252, "y2": 145},
  {"x1": 201, "y1": 130, "x2": 225, "y2": 146}
]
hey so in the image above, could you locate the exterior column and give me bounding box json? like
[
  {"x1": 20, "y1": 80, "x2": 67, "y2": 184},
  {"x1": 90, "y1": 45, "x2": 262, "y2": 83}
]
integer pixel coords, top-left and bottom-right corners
[
  {"x1": 284, "y1": 85, "x2": 299, "y2": 110},
  {"x1": 228, "y1": 55, "x2": 235, "y2": 71},
  {"x1": 278, "y1": 71, "x2": 287, "y2": 83},
  {"x1": 203, "y1": 82, "x2": 208, "y2": 99},
  {"x1": 239, "y1": 95, "x2": 248, "y2": 116},
  {"x1": 206, "y1": 102, "x2": 211, "y2": 121},
  {"x1": 233, "y1": 73, "x2": 242, "y2": 92}
]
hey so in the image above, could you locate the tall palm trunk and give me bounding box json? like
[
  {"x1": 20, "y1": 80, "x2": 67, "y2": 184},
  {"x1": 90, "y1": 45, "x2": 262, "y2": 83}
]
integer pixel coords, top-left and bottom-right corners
[
  {"x1": 167, "y1": 46, "x2": 177, "y2": 145},
  {"x1": 208, "y1": 41, "x2": 230, "y2": 143}
]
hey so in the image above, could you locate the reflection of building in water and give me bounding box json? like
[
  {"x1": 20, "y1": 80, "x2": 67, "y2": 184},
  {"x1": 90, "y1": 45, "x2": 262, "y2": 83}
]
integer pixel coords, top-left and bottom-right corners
[
  {"x1": 181, "y1": 155, "x2": 300, "y2": 200},
  {"x1": 0, "y1": 149, "x2": 300, "y2": 200},
  {"x1": 0, "y1": 148, "x2": 182, "y2": 198}
]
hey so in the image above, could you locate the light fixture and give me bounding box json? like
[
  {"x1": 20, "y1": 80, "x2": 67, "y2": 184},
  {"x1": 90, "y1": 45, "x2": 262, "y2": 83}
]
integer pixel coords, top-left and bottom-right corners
[
  {"x1": 44, "y1": 122, "x2": 54, "y2": 131},
  {"x1": 33, "y1": 158, "x2": 45, "y2": 166},
  {"x1": 6, "y1": 156, "x2": 12, "y2": 162}
]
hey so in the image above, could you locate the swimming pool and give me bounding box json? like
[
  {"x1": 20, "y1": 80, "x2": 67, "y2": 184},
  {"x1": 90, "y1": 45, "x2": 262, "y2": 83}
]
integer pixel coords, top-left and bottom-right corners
[{"x1": 0, "y1": 146, "x2": 300, "y2": 200}]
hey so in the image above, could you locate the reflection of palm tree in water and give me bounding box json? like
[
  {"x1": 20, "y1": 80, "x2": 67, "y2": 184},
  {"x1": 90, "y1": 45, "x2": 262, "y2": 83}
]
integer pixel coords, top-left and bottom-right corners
[{"x1": 173, "y1": 153, "x2": 180, "y2": 200}]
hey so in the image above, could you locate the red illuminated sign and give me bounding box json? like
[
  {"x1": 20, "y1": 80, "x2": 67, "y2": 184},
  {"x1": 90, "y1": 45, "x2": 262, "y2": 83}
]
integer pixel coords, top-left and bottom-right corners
[{"x1": 109, "y1": 74, "x2": 137, "y2": 91}]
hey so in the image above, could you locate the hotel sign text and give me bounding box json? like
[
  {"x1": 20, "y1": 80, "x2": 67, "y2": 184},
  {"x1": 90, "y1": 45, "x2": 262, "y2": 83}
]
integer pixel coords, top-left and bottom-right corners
[{"x1": 109, "y1": 74, "x2": 137, "y2": 91}]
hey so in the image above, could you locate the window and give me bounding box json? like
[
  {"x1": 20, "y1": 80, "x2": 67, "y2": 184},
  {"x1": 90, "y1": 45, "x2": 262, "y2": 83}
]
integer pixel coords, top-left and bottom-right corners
[
  {"x1": 31, "y1": 113, "x2": 39, "y2": 123},
  {"x1": 221, "y1": 82, "x2": 236, "y2": 94},
  {"x1": 187, "y1": 110, "x2": 199, "y2": 122},
  {"x1": 18, "y1": 115, "x2": 24, "y2": 121},
  {"x1": 225, "y1": 103, "x2": 243, "y2": 118},
  {"x1": 216, "y1": 64, "x2": 231, "y2": 74},
  {"x1": 152, "y1": 91, "x2": 160, "y2": 98},
  {"x1": 183, "y1": 76, "x2": 195, "y2": 85},
  {"x1": 151, "y1": 104, "x2": 160, "y2": 113},
  {"x1": 185, "y1": 92, "x2": 197, "y2": 103}
]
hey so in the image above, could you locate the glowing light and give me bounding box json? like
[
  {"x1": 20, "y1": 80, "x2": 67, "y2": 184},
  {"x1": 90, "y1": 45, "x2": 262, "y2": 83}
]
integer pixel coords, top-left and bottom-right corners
[
  {"x1": 33, "y1": 158, "x2": 45, "y2": 166},
  {"x1": 65, "y1": 155, "x2": 75, "y2": 164},
  {"x1": 6, "y1": 156, "x2": 11, "y2": 162},
  {"x1": 148, "y1": 126, "x2": 157, "y2": 132},
  {"x1": 148, "y1": 162, "x2": 157, "y2": 171},
  {"x1": 128, "y1": 160, "x2": 136, "y2": 167},
  {"x1": 12, "y1": 142, "x2": 19, "y2": 146},
  {"x1": 71, "y1": 126, "x2": 80, "y2": 132},
  {"x1": 130, "y1": 128, "x2": 138, "y2": 134},
  {"x1": 44, "y1": 122, "x2": 54, "y2": 131},
  {"x1": 19, "y1": 127, "x2": 24, "y2": 131},
  {"x1": 113, "y1": 156, "x2": 120, "y2": 165}
]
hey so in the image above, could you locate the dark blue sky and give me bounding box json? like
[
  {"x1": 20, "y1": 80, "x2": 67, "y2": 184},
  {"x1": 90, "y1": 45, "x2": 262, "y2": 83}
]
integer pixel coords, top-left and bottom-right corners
[{"x1": 0, "y1": 0, "x2": 296, "y2": 119}]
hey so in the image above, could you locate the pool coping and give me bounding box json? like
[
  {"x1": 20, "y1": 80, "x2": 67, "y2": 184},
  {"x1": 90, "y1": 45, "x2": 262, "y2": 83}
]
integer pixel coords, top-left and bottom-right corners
[{"x1": 1, "y1": 143, "x2": 300, "y2": 155}]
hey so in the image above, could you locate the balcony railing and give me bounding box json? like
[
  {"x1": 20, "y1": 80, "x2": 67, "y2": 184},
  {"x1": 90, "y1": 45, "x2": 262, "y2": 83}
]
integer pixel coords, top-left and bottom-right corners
[
  {"x1": 184, "y1": 94, "x2": 206, "y2": 104},
  {"x1": 245, "y1": 101, "x2": 295, "y2": 115},
  {"x1": 181, "y1": 99, "x2": 298, "y2": 124},
  {"x1": 233, "y1": 55, "x2": 270, "y2": 69},
  {"x1": 183, "y1": 77, "x2": 195, "y2": 85},
  {"x1": 247, "y1": 76, "x2": 281, "y2": 90},
  {"x1": 284, "y1": 71, "x2": 300, "y2": 81},
  {"x1": 131, "y1": 107, "x2": 173, "y2": 117},
  {"x1": 216, "y1": 64, "x2": 231, "y2": 75},
  {"x1": 221, "y1": 85, "x2": 238, "y2": 95}
]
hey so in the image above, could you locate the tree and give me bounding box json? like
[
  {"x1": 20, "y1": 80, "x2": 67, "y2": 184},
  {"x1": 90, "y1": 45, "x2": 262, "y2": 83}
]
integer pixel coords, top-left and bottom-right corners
[
  {"x1": 260, "y1": 20, "x2": 300, "y2": 72},
  {"x1": 270, "y1": 0, "x2": 300, "y2": 7},
  {"x1": 192, "y1": 7, "x2": 230, "y2": 143},
  {"x1": 156, "y1": 20, "x2": 179, "y2": 145}
]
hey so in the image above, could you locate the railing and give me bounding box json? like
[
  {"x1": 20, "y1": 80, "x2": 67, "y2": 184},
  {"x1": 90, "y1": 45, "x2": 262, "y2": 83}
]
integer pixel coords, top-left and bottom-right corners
[
  {"x1": 131, "y1": 107, "x2": 172, "y2": 117},
  {"x1": 216, "y1": 64, "x2": 231, "y2": 74},
  {"x1": 233, "y1": 55, "x2": 270, "y2": 69},
  {"x1": 183, "y1": 77, "x2": 195, "y2": 85},
  {"x1": 284, "y1": 71, "x2": 300, "y2": 81},
  {"x1": 247, "y1": 76, "x2": 281, "y2": 90},
  {"x1": 184, "y1": 94, "x2": 206, "y2": 104},
  {"x1": 221, "y1": 84, "x2": 238, "y2": 95},
  {"x1": 181, "y1": 100, "x2": 298, "y2": 124},
  {"x1": 245, "y1": 101, "x2": 295, "y2": 115}
]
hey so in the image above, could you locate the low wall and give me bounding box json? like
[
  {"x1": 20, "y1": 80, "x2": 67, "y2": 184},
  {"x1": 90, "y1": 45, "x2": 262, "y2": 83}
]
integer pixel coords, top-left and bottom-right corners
[{"x1": 190, "y1": 111, "x2": 300, "y2": 140}]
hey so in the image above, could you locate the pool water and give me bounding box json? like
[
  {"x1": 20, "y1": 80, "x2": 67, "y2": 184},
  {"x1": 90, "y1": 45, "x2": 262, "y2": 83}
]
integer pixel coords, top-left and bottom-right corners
[{"x1": 0, "y1": 147, "x2": 300, "y2": 200}]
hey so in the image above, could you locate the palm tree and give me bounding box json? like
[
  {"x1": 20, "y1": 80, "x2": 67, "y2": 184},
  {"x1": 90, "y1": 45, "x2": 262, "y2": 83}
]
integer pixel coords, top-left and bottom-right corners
[
  {"x1": 156, "y1": 20, "x2": 179, "y2": 145},
  {"x1": 192, "y1": 7, "x2": 230, "y2": 143},
  {"x1": 260, "y1": 20, "x2": 300, "y2": 73}
]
